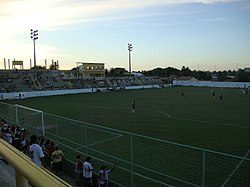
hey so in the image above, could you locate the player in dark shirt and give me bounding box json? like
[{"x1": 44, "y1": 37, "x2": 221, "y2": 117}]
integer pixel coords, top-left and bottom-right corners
[{"x1": 132, "y1": 101, "x2": 135, "y2": 112}]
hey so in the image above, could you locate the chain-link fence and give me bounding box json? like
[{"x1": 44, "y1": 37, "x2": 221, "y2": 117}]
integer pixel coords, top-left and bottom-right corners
[{"x1": 0, "y1": 102, "x2": 249, "y2": 187}]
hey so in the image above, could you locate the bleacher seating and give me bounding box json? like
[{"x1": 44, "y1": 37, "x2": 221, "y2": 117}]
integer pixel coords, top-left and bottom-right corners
[{"x1": 0, "y1": 69, "x2": 163, "y2": 93}]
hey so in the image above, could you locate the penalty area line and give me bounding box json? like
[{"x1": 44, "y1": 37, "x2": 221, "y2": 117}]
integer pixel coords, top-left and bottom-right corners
[
  {"x1": 74, "y1": 134, "x2": 123, "y2": 151},
  {"x1": 86, "y1": 134, "x2": 123, "y2": 147},
  {"x1": 220, "y1": 149, "x2": 250, "y2": 187}
]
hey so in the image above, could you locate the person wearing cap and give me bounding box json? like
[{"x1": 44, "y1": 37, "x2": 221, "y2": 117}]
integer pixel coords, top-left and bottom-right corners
[
  {"x1": 83, "y1": 156, "x2": 94, "y2": 186},
  {"x1": 97, "y1": 162, "x2": 116, "y2": 187}
]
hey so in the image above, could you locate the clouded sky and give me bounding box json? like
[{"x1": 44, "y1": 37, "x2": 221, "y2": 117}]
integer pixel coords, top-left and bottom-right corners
[{"x1": 0, "y1": 0, "x2": 249, "y2": 71}]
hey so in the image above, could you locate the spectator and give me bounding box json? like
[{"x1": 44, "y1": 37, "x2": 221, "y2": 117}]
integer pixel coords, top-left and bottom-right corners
[
  {"x1": 39, "y1": 137, "x2": 45, "y2": 148},
  {"x1": 97, "y1": 163, "x2": 116, "y2": 187},
  {"x1": 3, "y1": 128, "x2": 13, "y2": 144},
  {"x1": 75, "y1": 154, "x2": 83, "y2": 187},
  {"x1": 51, "y1": 145, "x2": 64, "y2": 176},
  {"x1": 83, "y1": 156, "x2": 94, "y2": 186},
  {"x1": 20, "y1": 129, "x2": 29, "y2": 154},
  {"x1": 1, "y1": 120, "x2": 8, "y2": 133},
  {"x1": 0, "y1": 119, "x2": 4, "y2": 127},
  {"x1": 29, "y1": 134, "x2": 46, "y2": 168},
  {"x1": 48, "y1": 141, "x2": 55, "y2": 159},
  {"x1": 12, "y1": 131, "x2": 21, "y2": 150},
  {"x1": 44, "y1": 139, "x2": 51, "y2": 166}
]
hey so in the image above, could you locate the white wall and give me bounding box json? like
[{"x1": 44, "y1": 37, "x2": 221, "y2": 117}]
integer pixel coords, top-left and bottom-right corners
[
  {"x1": 173, "y1": 80, "x2": 250, "y2": 88},
  {"x1": 0, "y1": 85, "x2": 161, "y2": 100},
  {"x1": 0, "y1": 88, "x2": 94, "y2": 100}
]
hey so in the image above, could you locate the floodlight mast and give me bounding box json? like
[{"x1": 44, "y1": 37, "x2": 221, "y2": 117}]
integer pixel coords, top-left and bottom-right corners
[
  {"x1": 30, "y1": 29, "x2": 38, "y2": 68},
  {"x1": 128, "y1": 43, "x2": 133, "y2": 75}
]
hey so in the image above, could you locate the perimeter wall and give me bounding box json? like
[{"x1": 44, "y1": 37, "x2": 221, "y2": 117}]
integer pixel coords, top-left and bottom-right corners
[{"x1": 173, "y1": 80, "x2": 250, "y2": 88}]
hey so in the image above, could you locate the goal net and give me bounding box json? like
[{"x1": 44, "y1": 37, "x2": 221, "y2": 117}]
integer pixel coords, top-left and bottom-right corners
[{"x1": 7, "y1": 104, "x2": 44, "y2": 136}]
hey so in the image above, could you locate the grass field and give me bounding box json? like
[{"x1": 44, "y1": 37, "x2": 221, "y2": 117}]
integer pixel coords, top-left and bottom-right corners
[
  {"x1": 4, "y1": 86, "x2": 250, "y2": 155},
  {"x1": 2, "y1": 86, "x2": 250, "y2": 186}
]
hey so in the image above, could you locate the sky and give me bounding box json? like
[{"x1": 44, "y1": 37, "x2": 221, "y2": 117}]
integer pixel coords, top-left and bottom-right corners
[{"x1": 0, "y1": 0, "x2": 250, "y2": 72}]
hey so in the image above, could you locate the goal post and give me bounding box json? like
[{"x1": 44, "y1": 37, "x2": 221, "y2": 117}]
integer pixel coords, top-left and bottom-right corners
[{"x1": 14, "y1": 104, "x2": 45, "y2": 136}]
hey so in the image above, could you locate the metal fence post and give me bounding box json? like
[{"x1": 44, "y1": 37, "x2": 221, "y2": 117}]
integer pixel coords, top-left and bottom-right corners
[
  {"x1": 85, "y1": 126, "x2": 88, "y2": 155},
  {"x1": 130, "y1": 134, "x2": 134, "y2": 187},
  {"x1": 15, "y1": 104, "x2": 18, "y2": 125},
  {"x1": 41, "y1": 111, "x2": 45, "y2": 136},
  {"x1": 56, "y1": 118, "x2": 59, "y2": 143},
  {"x1": 202, "y1": 150, "x2": 206, "y2": 187}
]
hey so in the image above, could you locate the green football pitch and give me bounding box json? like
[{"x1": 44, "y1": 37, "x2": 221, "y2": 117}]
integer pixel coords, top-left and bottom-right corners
[
  {"x1": 4, "y1": 86, "x2": 250, "y2": 155},
  {"x1": 2, "y1": 86, "x2": 250, "y2": 186}
]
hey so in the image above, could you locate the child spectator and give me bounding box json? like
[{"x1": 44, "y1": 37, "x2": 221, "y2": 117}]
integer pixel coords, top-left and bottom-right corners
[{"x1": 97, "y1": 162, "x2": 116, "y2": 187}]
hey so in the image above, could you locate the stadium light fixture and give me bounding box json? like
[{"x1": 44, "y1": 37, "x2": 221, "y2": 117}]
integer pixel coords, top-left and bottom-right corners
[
  {"x1": 128, "y1": 43, "x2": 133, "y2": 74},
  {"x1": 30, "y1": 29, "x2": 38, "y2": 68}
]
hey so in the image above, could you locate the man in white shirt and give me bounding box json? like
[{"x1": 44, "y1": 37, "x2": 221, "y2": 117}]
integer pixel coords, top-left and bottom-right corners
[
  {"x1": 29, "y1": 134, "x2": 46, "y2": 167},
  {"x1": 83, "y1": 156, "x2": 93, "y2": 186}
]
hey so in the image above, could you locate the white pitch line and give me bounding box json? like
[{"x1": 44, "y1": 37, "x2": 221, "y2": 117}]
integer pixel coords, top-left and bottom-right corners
[
  {"x1": 87, "y1": 135, "x2": 122, "y2": 147},
  {"x1": 159, "y1": 111, "x2": 171, "y2": 118},
  {"x1": 74, "y1": 134, "x2": 123, "y2": 151},
  {"x1": 54, "y1": 134, "x2": 83, "y2": 147},
  {"x1": 171, "y1": 116, "x2": 250, "y2": 129},
  {"x1": 134, "y1": 172, "x2": 174, "y2": 187},
  {"x1": 220, "y1": 149, "x2": 250, "y2": 187},
  {"x1": 74, "y1": 146, "x2": 85, "y2": 151}
]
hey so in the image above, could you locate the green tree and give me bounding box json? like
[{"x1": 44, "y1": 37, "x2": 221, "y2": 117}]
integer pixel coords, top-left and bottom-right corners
[
  {"x1": 31, "y1": 65, "x2": 46, "y2": 69},
  {"x1": 181, "y1": 66, "x2": 192, "y2": 76},
  {"x1": 49, "y1": 63, "x2": 59, "y2": 70},
  {"x1": 106, "y1": 68, "x2": 127, "y2": 77},
  {"x1": 237, "y1": 69, "x2": 249, "y2": 82}
]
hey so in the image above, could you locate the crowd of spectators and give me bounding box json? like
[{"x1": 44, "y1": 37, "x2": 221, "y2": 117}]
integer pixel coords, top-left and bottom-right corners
[
  {"x1": 1, "y1": 118, "x2": 117, "y2": 187},
  {"x1": 74, "y1": 155, "x2": 116, "y2": 187},
  {"x1": 0, "y1": 118, "x2": 64, "y2": 176}
]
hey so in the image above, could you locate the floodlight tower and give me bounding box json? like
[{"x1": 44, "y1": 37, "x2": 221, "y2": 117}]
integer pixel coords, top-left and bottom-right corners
[
  {"x1": 30, "y1": 29, "x2": 38, "y2": 68},
  {"x1": 128, "y1": 43, "x2": 133, "y2": 74}
]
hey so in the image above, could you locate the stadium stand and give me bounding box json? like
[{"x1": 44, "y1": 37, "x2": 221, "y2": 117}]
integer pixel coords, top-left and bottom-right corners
[{"x1": 0, "y1": 69, "x2": 163, "y2": 93}]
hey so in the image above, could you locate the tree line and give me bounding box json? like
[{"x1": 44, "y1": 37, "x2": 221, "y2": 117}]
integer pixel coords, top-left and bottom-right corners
[
  {"x1": 30, "y1": 64, "x2": 250, "y2": 82},
  {"x1": 105, "y1": 66, "x2": 250, "y2": 82}
]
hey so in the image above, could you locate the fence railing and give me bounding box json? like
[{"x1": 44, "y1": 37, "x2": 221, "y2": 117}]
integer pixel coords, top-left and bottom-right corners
[{"x1": 0, "y1": 101, "x2": 249, "y2": 187}]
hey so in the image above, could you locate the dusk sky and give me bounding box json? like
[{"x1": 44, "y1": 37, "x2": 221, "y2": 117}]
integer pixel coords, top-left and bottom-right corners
[{"x1": 0, "y1": 0, "x2": 250, "y2": 71}]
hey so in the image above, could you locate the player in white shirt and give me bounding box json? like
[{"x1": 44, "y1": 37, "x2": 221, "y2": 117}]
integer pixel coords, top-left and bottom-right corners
[
  {"x1": 83, "y1": 156, "x2": 93, "y2": 186},
  {"x1": 29, "y1": 134, "x2": 46, "y2": 167}
]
